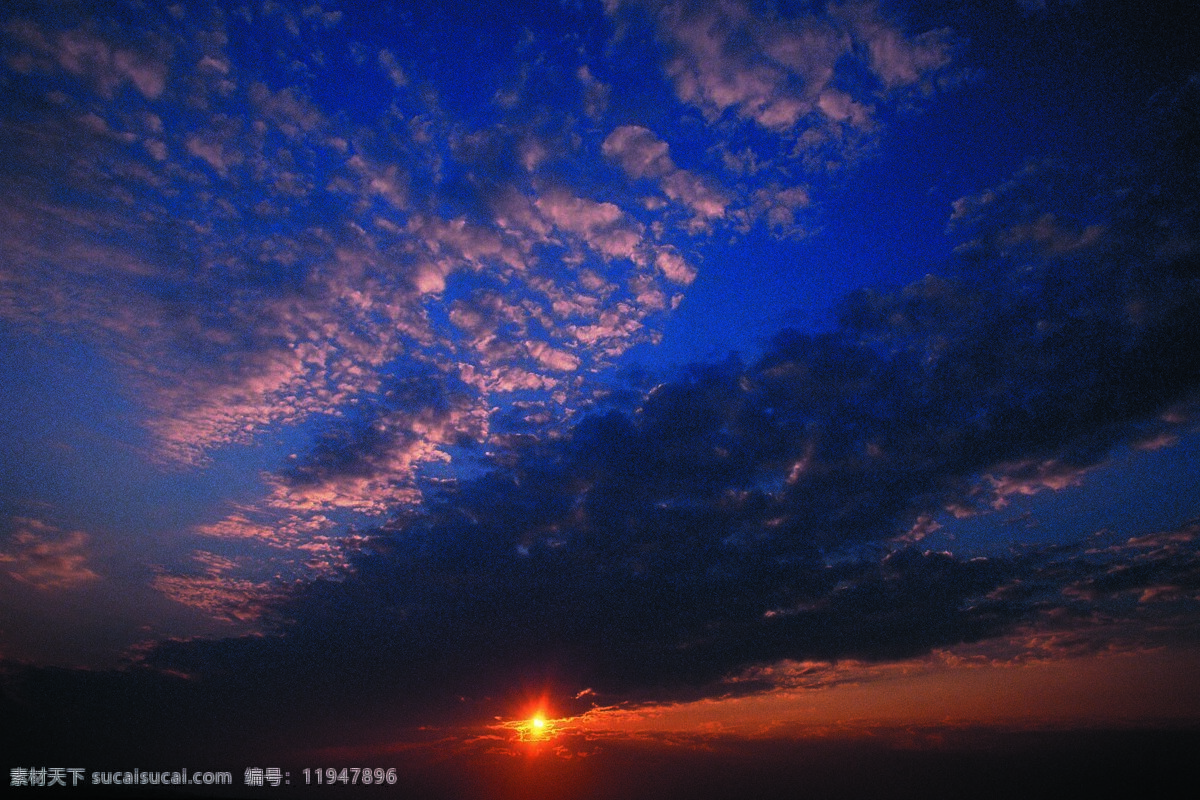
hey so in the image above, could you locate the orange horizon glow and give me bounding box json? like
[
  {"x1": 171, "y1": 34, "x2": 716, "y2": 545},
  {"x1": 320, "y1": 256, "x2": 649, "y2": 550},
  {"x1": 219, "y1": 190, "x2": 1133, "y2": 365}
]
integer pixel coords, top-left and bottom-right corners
[
  {"x1": 557, "y1": 646, "x2": 1200, "y2": 740},
  {"x1": 468, "y1": 645, "x2": 1200, "y2": 753},
  {"x1": 306, "y1": 644, "x2": 1200, "y2": 769}
]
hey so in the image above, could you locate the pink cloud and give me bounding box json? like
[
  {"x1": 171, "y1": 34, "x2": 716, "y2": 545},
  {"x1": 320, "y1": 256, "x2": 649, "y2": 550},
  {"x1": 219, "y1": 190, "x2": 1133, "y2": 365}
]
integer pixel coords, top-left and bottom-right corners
[
  {"x1": 152, "y1": 569, "x2": 277, "y2": 622},
  {"x1": 577, "y1": 64, "x2": 611, "y2": 119},
  {"x1": 1000, "y1": 213, "x2": 1106, "y2": 256},
  {"x1": 817, "y1": 89, "x2": 872, "y2": 127},
  {"x1": 528, "y1": 341, "x2": 581, "y2": 372},
  {"x1": 378, "y1": 48, "x2": 408, "y2": 87},
  {"x1": 537, "y1": 192, "x2": 624, "y2": 232},
  {"x1": 603, "y1": 125, "x2": 728, "y2": 224},
  {"x1": 847, "y1": 7, "x2": 953, "y2": 88},
  {"x1": 346, "y1": 154, "x2": 409, "y2": 210},
  {"x1": 650, "y1": 0, "x2": 836, "y2": 131},
  {"x1": 186, "y1": 134, "x2": 241, "y2": 176},
  {"x1": 458, "y1": 363, "x2": 561, "y2": 394},
  {"x1": 602, "y1": 125, "x2": 674, "y2": 179},
  {"x1": 536, "y1": 192, "x2": 645, "y2": 261},
  {"x1": 249, "y1": 81, "x2": 326, "y2": 140},
  {"x1": 746, "y1": 184, "x2": 810, "y2": 234},
  {"x1": 654, "y1": 248, "x2": 697, "y2": 285},
  {"x1": 5, "y1": 20, "x2": 168, "y2": 99},
  {"x1": 661, "y1": 169, "x2": 728, "y2": 220},
  {"x1": 985, "y1": 459, "x2": 1098, "y2": 509},
  {"x1": 620, "y1": 0, "x2": 954, "y2": 145},
  {"x1": 0, "y1": 518, "x2": 100, "y2": 591}
]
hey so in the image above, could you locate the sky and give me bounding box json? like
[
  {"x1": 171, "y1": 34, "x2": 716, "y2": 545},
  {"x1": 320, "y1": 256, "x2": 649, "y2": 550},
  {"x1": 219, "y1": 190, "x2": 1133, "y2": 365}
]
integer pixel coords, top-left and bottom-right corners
[{"x1": 2, "y1": 0, "x2": 1199, "y2": 795}]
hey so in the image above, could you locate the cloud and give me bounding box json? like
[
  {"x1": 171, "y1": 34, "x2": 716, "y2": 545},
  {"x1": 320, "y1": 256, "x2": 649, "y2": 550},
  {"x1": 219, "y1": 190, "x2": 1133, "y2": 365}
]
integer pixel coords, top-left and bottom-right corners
[
  {"x1": 194, "y1": 117, "x2": 1200, "y2": 707},
  {"x1": 0, "y1": 0, "x2": 927, "y2": 500},
  {"x1": 746, "y1": 184, "x2": 810, "y2": 234},
  {"x1": 0, "y1": 518, "x2": 100, "y2": 591},
  {"x1": 984, "y1": 459, "x2": 1098, "y2": 509},
  {"x1": 629, "y1": 0, "x2": 952, "y2": 133},
  {"x1": 660, "y1": 169, "x2": 729, "y2": 222},
  {"x1": 603, "y1": 125, "x2": 675, "y2": 179},
  {"x1": 528, "y1": 342, "x2": 582, "y2": 372},
  {"x1": 152, "y1": 564, "x2": 277, "y2": 623},
  {"x1": 653, "y1": 248, "x2": 697, "y2": 285},
  {"x1": 536, "y1": 192, "x2": 640, "y2": 258},
  {"x1": 248, "y1": 81, "x2": 326, "y2": 140},
  {"x1": 378, "y1": 48, "x2": 408, "y2": 87},
  {"x1": 185, "y1": 132, "x2": 241, "y2": 176},
  {"x1": 268, "y1": 373, "x2": 488, "y2": 514},
  {"x1": 4, "y1": 19, "x2": 169, "y2": 99},
  {"x1": 848, "y1": 4, "x2": 953, "y2": 88},
  {"x1": 597, "y1": 0, "x2": 955, "y2": 237},
  {"x1": 577, "y1": 64, "x2": 611, "y2": 119},
  {"x1": 603, "y1": 125, "x2": 729, "y2": 225}
]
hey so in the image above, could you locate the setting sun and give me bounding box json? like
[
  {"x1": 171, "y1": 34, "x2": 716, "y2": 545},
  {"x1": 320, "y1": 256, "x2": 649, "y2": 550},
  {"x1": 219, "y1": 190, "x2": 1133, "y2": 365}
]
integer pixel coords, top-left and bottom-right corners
[{"x1": 510, "y1": 711, "x2": 558, "y2": 742}]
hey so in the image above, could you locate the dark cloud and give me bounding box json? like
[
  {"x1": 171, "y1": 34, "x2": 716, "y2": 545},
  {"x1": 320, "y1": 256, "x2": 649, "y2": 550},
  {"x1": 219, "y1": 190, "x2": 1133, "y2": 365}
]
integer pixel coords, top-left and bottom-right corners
[{"x1": 277, "y1": 371, "x2": 481, "y2": 490}]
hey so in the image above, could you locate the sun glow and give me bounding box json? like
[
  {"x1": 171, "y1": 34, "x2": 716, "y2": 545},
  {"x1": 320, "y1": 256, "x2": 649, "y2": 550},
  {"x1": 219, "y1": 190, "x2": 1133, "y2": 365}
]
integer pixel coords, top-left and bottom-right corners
[
  {"x1": 506, "y1": 711, "x2": 558, "y2": 742},
  {"x1": 525, "y1": 713, "x2": 553, "y2": 740}
]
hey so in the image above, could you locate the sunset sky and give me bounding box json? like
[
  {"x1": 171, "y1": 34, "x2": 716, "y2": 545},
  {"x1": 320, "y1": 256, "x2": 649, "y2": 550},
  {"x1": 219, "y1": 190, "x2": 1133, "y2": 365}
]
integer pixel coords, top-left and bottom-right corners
[{"x1": 2, "y1": 0, "x2": 1199, "y2": 794}]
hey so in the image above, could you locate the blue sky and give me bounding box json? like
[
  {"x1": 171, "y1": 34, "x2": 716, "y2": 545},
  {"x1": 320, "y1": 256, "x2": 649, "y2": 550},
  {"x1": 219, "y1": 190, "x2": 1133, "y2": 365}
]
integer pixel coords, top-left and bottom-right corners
[{"x1": 2, "y1": 0, "x2": 1200, "y2": 782}]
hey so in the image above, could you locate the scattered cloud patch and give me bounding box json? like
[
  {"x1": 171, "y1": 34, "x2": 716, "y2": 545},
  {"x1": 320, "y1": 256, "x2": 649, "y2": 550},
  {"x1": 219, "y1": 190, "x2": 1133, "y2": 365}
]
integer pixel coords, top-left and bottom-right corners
[{"x1": 0, "y1": 518, "x2": 100, "y2": 591}]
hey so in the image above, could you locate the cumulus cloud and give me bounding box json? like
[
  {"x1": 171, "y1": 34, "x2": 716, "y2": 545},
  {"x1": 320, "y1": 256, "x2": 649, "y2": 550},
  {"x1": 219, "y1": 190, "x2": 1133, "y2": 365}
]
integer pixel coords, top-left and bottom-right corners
[
  {"x1": 577, "y1": 64, "x2": 611, "y2": 119},
  {"x1": 152, "y1": 567, "x2": 276, "y2": 623},
  {"x1": 594, "y1": 0, "x2": 956, "y2": 237},
  {"x1": 269, "y1": 373, "x2": 488, "y2": 514},
  {"x1": 0, "y1": 0, "x2": 953, "y2": 509},
  {"x1": 528, "y1": 341, "x2": 582, "y2": 372},
  {"x1": 535, "y1": 191, "x2": 646, "y2": 260},
  {"x1": 0, "y1": 1, "x2": 705, "y2": 610},
  {"x1": 847, "y1": 3, "x2": 952, "y2": 88}
]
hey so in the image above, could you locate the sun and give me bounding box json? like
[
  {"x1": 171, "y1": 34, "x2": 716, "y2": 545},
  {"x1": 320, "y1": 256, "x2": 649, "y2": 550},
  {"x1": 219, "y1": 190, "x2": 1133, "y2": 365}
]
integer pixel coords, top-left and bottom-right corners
[{"x1": 512, "y1": 711, "x2": 555, "y2": 741}]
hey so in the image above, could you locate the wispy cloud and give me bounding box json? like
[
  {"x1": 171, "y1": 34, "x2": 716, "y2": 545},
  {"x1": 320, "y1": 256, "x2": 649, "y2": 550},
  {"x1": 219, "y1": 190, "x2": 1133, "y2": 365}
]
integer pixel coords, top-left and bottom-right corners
[
  {"x1": 0, "y1": 518, "x2": 100, "y2": 591},
  {"x1": 4, "y1": 18, "x2": 169, "y2": 99}
]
